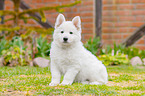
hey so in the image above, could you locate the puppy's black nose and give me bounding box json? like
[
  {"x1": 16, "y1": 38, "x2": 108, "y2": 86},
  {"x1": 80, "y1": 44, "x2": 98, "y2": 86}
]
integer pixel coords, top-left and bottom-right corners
[{"x1": 63, "y1": 37, "x2": 68, "y2": 41}]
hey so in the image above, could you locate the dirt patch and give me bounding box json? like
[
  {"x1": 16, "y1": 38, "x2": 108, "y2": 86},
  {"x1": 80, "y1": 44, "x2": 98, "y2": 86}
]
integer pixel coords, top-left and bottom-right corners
[
  {"x1": 136, "y1": 66, "x2": 145, "y2": 69},
  {"x1": 107, "y1": 81, "x2": 138, "y2": 87},
  {"x1": 0, "y1": 78, "x2": 6, "y2": 81},
  {"x1": 119, "y1": 90, "x2": 142, "y2": 94},
  {"x1": 109, "y1": 73, "x2": 124, "y2": 77},
  {"x1": 0, "y1": 91, "x2": 34, "y2": 96},
  {"x1": 19, "y1": 74, "x2": 50, "y2": 78},
  {"x1": 109, "y1": 73, "x2": 145, "y2": 80}
]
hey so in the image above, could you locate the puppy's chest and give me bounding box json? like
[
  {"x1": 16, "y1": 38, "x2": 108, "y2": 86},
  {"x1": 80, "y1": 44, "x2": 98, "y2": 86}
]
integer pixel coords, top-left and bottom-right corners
[
  {"x1": 54, "y1": 50, "x2": 79, "y2": 74},
  {"x1": 52, "y1": 48, "x2": 79, "y2": 65},
  {"x1": 55, "y1": 51, "x2": 77, "y2": 64}
]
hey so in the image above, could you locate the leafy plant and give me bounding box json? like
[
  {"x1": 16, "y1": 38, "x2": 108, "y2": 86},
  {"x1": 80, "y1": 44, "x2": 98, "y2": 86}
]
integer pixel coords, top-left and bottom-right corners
[
  {"x1": 10, "y1": 37, "x2": 26, "y2": 49},
  {"x1": 0, "y1": 38, "x2": 9, "y2": 56},
  {"x1": 84, "y1": 38, "x2": 145, "y2": 66},
  {"x1": 123, "y1": 47, "x2": 145, "y2": 59},
  {"x1": 105, "y1": 43, "x2": 145, "y2": 59},
  {"x1": 1, "y1": 37, "x2": 31, "y2": 66},
  {"x1": 102, "y1": 43, "x2": 126, "y2": 55},
  {"x1": 84, "y1": 37, "x2": 102, "y2": 55},
  {"x1": 98, "y1": 53, "x2": 130, "y2": 66},
  {"x1": 35, "y1": 36, "x2": 51, "y2": 57}
]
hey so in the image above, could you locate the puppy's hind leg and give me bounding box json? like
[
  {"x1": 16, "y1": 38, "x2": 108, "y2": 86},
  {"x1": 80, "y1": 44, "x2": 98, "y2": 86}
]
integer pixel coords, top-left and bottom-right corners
[
  {"x1": 81, "y1": 81, "x2": 89, "y2": 84},
  {"x1": 89, "y1": 81, "x2": 103, "y2": 85}
]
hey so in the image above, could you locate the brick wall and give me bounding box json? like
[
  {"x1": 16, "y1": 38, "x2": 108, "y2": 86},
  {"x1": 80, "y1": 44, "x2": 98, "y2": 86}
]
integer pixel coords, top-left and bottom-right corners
[
  {"x1": 4, "y1": 0, "x2": 145, "y2": 49},
  {"x1": 102, "y1": 0, "x2": 145, "y2": 49},
  {"x1": 4, "y1": 0, "x2": 94, "y2": 42}
]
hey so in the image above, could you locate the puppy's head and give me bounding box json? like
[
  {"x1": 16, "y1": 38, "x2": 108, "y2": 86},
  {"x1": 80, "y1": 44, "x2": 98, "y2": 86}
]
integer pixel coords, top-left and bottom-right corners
[{"x1": 53, "y1": 14, "x2": 82, "y2": 46}]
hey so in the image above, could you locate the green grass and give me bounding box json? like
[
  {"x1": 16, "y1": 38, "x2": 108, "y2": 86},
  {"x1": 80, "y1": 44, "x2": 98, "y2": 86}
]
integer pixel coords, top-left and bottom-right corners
[{"x1": 0, "y1": 65, "x2": 145, "y2": 96}]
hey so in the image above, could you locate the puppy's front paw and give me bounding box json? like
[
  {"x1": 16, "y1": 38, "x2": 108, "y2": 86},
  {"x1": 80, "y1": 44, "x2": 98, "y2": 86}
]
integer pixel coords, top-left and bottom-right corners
[
  {"x1": 60, "y1": 82, "x2": 72, "y2": 86},
  {"x1": 49, "y1": 82, "x2": 59, "y2": 86}
]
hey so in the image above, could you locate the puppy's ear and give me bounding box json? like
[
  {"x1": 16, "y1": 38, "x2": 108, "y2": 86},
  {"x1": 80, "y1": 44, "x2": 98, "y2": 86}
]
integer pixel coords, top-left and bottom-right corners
[
  {"x1": 55, "y1": 14, "x2": 66, "y2": 29},
  {"x1": 72, "y1": 16, "x2": 81, "y2": 30}
]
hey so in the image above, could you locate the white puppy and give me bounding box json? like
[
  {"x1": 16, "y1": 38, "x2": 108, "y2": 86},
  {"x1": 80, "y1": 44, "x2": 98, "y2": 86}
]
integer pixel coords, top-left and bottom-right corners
[{"x1": 49, "y1": 14, "x2": 108, "y2": 86}]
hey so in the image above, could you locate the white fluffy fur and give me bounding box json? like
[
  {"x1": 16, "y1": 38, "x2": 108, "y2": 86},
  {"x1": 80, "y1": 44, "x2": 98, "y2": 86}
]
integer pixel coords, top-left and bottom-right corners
[{"x1": 49, "y1": 14, "x2": 108, "y2": 86}]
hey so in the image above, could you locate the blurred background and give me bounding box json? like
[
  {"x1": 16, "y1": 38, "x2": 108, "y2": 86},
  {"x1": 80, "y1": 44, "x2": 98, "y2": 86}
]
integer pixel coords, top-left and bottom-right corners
[
  {"x1": 0, "y1": 0, "x2": 145, "y2": 66},
  {"x1": 1, "y1": 0, "x2": 145, "y2": 49}
]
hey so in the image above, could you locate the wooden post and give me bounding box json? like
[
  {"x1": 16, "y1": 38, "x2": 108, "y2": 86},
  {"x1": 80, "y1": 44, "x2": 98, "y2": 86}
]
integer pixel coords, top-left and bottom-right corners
[
  {"x1": 95, "y1": 0, "x2": 102, "y2": 39},
  {"x1": 0, "y1": 0, "x2": 4, "y2": 24}
]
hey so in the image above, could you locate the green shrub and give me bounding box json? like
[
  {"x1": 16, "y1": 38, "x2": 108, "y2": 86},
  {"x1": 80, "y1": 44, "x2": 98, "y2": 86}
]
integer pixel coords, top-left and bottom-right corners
[
  {"x1": 2, "y1": 46, "x2": 31, "y2": 66},
  {"x1": 35, "y1": 36, "x2": 51, "y2": 57},
  {"x1": 104, "y1": 43, "x2": 145, "y2": 59},
  {"x1": 98, "y1": 53, "x2": 130, "y2": 66},
  {"x1": 122, "y1": 47, "x2": 145, "y2": 59},
  {"x1": 0, "y1": 38, "x2": 9, "y2": 56},
  {"x1": 1, "y1": 37, "x2": 31, "y2": 66},
  {"x1": 84, "y1": 38, "x2": 145, "y2": 66},
  {"x1": 84, "y1": 37, "x2": 102, "y2": 55},
  {"x1": 0, "y1": 36, "x2": 52, "y2": 66}
]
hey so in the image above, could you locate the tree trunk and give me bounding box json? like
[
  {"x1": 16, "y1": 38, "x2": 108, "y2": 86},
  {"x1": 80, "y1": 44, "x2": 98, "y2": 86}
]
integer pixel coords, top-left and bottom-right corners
[{"x1": 122, "y1": 24, "x2": 145, "y2": 47}]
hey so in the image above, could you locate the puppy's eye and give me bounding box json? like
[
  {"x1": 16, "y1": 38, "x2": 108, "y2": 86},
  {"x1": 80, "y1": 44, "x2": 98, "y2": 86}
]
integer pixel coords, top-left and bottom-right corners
[
  {"x1": 61, "y1": 31, "x2": 64, "y2": 34},
  {"x1": 70, "y1": 32, "x2": 73, "y2": 34}
]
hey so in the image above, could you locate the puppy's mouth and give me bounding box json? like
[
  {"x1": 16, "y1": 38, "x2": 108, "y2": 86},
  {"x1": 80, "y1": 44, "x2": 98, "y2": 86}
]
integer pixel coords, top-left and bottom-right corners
[{"x1": 63, "y1": 41, "x2": 68, "y2": 43}]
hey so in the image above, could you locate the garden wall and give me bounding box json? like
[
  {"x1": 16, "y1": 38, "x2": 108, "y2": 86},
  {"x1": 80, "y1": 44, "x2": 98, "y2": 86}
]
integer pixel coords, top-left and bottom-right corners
[
  {"x1": 4, "y1": 0, "x2": 145, "y2": 49},
  {"x1": 102, "y1": 0, "x2": 145, "y2": 49}
]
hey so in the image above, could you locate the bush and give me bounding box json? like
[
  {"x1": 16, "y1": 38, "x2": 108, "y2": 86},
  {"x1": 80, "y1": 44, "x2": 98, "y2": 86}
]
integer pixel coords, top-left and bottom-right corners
[
  {"x1": 1, "y1": 37, "x2": 31, "y2": 66},
  {"x1": 84, "y1": 37, "x2": 102, "y2": 55},
  {"x1": 84, "y1": 38, "x2": 144, "y2": 66},
  {"x1": 0, "y1": 38, "x2": 8, "y2": 56},
  {"x1": 121, "y1": 47, "x2": 145, "y2": 59},
  {"x1": 104, "y1": 43, "x2": 145, "y2": 59},
  {"x1": 0, "y1": 36, "x2": 51, "y2": 66},
  {"x1": 2, "y1": 46, "x2": 31, "y2": 66},
  {"x1": 35, "y1": 36, "x2": 51, "y2": 57},
  {"x1": 98, "y1": 53, "x2": 130, "y2": 66}
]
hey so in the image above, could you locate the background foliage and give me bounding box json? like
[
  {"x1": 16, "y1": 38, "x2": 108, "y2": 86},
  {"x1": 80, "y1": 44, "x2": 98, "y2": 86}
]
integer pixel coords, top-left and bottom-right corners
[
  {"x1": 0, "y1": 0, "x2": 144, "y2": 66},
  {"x1": 84, "y1": 37, "x2": 145, "y2": 66},
  {"x1": 0, "y1": 0, "x2": 81, "y2": 66}
]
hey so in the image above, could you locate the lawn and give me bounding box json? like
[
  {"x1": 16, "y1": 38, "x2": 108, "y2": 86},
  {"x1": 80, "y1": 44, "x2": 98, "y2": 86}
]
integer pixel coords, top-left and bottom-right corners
[{"x1": 0, "y1": 65, "x2": 145, "y2": 96}]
